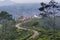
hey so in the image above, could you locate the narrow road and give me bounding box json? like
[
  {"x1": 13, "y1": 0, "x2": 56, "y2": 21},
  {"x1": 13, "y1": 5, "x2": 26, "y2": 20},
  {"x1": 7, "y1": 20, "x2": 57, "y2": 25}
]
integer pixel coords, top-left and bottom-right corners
[{"x1": 15, "y1": 23, "x2": 39, "y2": 40}]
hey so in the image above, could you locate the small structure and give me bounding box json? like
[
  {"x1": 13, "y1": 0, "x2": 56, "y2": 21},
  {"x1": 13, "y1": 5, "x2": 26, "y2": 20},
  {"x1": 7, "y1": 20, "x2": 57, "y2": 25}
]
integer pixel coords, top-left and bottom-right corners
[
  {"x1": 34, "y1": 15, "x2": 38, "y2": 18},
  {"x1": 18, "y1": 16, "x2": 25, "y2": 21},
  {"x1": 24, "y1": 16, "x2": 32, "y2": 21},
  {"x1": 33, "y1": 14, "x2": 42, "y2": 18}
]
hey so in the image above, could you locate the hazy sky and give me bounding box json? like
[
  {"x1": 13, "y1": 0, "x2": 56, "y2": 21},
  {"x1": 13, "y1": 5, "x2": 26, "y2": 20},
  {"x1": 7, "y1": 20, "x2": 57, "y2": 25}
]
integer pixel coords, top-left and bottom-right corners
[{"x1": 0, "y1": 0, "x2": 60, "y2": 3}]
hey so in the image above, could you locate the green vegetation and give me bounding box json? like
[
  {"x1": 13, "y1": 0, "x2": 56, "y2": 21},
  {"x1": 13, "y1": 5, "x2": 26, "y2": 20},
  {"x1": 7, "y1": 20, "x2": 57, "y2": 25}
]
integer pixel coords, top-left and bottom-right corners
[
  {"x1": 0, "y1": 0, "x2": 60, "y2": 40},
  {"x1": 21, "y1": 18, "x2": 53, "y2": 31},
  {"x1": 38, "y1": 31, "x2": 60, "y2": 40},
  {"x1": 0, "y1": 11, "x2": 17, "y2": 40},
  {"x1": 16, "y1": 30, "x2": 33, "y2": 40},
  {"x1": 0, "y1": 11, "x2": 33, "y2": 40},
  {"x1": 21, "y1": 18, "x2": 60, "y2": 40}
]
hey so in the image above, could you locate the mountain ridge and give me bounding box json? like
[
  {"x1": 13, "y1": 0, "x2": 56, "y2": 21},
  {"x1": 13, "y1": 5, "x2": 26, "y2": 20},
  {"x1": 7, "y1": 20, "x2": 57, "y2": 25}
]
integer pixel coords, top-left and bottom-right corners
[{"x1": 0, "y1": 3, "x2": 40, "y2": 19}]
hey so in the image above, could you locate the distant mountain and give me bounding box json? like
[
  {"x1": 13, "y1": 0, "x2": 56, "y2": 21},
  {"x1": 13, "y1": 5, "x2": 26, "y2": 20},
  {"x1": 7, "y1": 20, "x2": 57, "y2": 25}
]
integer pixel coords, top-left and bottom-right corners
[{"x1": 0, "y1": 3, "x2": 40, "y2": 19}]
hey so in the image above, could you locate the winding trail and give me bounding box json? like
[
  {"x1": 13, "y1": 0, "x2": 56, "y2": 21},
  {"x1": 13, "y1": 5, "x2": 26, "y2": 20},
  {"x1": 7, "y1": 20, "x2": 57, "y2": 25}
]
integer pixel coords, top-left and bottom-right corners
[{"x1": 15, "y1": 22, "x2": 39, "y2": 40}]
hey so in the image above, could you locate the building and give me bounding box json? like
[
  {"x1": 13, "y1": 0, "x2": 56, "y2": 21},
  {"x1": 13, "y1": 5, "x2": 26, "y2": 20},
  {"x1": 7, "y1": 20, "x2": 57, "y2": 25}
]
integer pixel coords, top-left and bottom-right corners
[
  {"x1": 33, "y1": 14, "x2": 42, "y2": 18},
  {"x1": 18, "y1": 16, "x2": 25, "y2": 21}
]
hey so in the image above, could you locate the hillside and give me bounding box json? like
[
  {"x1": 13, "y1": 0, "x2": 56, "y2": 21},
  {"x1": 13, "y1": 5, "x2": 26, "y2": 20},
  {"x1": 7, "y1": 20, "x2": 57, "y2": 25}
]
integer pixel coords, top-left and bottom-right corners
[
  {"x1": 18, "y1": 17, "x2": 60, "y2": 40},
  {"x1": 20, "y1": 17, "x2": 60, "y2": 30}
]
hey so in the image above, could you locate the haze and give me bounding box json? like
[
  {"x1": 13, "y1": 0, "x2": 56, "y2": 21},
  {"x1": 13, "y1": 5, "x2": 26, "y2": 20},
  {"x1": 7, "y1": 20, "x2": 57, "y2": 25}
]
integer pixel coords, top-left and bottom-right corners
[
  {"x1": 0, "y1": 0, "x2": 60, "y2": 6},
  {"x1": 0, "y1": 0, "x2": 60, "y2": 3}
]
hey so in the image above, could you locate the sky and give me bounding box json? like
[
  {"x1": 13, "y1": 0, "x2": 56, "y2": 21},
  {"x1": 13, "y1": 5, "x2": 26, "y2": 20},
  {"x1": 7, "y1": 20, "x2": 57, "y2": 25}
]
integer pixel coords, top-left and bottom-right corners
[
  {"x1": 0, "y1": 0, "x2": 60, "y2": 3},
  {"x1": 0, "y1": 0, "x2": 60, "y2": 6}
]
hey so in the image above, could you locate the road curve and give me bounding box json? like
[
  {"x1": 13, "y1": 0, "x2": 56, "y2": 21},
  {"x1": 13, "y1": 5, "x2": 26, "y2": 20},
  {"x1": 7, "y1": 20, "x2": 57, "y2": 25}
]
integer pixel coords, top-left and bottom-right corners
[{"x1": 15, "y1": 23, "x2": 39, "y2": 40}]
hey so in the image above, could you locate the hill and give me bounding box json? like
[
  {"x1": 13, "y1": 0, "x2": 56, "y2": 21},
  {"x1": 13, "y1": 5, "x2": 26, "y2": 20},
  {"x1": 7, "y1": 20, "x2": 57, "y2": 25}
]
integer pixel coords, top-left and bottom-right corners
[{"x1": 20, "y1": 16, "x2": 60, "y2": 30}]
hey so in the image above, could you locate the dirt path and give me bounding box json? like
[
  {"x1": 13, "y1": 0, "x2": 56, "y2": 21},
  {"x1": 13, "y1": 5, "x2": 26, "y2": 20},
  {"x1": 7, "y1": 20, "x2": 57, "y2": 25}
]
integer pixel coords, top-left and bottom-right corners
[{"x1": 15, "y1": 23, "x2": 39, "y2": 40}]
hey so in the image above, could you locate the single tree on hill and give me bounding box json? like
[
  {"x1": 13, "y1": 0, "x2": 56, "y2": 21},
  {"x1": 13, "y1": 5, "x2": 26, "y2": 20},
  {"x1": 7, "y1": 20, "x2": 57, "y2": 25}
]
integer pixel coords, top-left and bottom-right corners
[{"x1": 39, "y1": 0, "x2": 60, "y2": 40}]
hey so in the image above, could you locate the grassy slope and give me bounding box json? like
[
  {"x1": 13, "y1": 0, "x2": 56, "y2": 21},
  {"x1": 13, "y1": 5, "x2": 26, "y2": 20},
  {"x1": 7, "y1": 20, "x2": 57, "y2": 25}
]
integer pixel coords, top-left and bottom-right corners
[
  {"x1": 20, "y1": 17, "x2": 60, "y2": 40},
  {"x1": 21, "y1": 18, "x2": 53, "y2": 31},
  {"x1": 15, "y1": 29, "x2": 33, "y2": 40}
]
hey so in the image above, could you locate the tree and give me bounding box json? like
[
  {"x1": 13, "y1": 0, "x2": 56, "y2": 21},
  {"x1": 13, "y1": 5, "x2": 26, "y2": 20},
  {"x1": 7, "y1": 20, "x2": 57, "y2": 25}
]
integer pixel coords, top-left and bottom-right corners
[
  {"x1": 0, "y1": 11, "x2": 16, "y2": 40},
  {"x1": 39, "y1": 0, "x2": 60, "y2": 40},
  {"x1": 39, "y1": 0, "x2": 60, "y2": 29}
]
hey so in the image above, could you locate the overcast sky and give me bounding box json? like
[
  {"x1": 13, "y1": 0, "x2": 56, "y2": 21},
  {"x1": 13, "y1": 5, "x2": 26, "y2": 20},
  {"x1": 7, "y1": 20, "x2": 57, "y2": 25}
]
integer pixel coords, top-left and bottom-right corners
[{"x1": 0, "y1": 0, "x2": 60, "y2": 3}]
